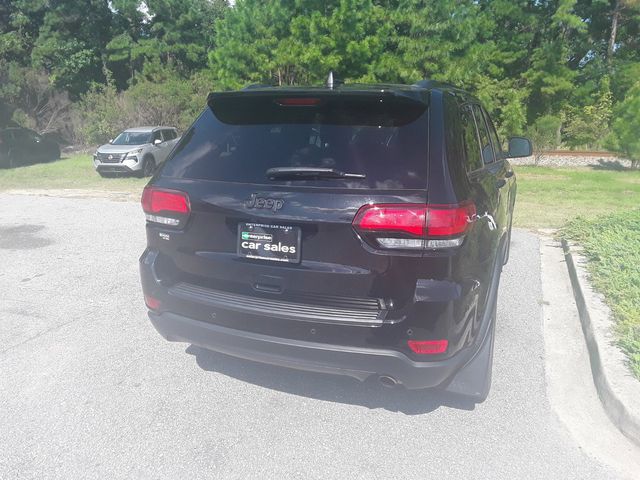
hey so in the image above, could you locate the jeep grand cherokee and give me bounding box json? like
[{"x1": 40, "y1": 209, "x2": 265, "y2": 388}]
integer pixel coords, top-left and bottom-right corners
[{"x1": 139, "y1": 79, "x2": 531, "y2": 401}]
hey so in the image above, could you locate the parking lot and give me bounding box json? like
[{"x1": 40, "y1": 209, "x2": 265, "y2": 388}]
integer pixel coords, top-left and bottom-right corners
[{"x1": 0, "y1": 193, "x2": 635, "y2": 479}]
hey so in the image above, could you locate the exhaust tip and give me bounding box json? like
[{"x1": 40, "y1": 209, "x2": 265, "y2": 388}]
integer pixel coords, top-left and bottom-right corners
[{"x1": 378, "y1": 375, "x2": 398, "y2": 388}]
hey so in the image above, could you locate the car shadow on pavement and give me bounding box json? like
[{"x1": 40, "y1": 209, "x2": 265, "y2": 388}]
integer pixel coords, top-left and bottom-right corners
[{"x1": 186, "y1": 345, "x2": 476, "y2": 414}]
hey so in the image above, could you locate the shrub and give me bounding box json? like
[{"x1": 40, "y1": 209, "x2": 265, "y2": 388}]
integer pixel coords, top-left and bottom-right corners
[
  {"x1": 73, "y1": 83, "x2": 127, "y2": 145},
  {"x1": 526, "y1": 115, "x2": 562, "y2": 164}
]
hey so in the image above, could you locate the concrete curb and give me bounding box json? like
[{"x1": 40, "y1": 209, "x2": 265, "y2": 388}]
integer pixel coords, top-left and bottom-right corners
[{"x1": 561, "y1": 239, "x2": 640, "y2": 447}]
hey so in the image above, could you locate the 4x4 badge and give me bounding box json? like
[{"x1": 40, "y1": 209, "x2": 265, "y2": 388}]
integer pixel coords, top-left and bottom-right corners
[{"x1": 245, "y1": 194, "x2": 284, "y2": 212}]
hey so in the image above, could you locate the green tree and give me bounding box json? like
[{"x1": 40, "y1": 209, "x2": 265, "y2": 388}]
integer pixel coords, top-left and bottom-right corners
[
  {"x1": 210, "y1": 0, "x2": 385, "y2": 89},
  {"x1": 525, "y1": 0, "x2": 584, "y2": 122},
  {"x1": 607, "y1": 81, "x2": 640, "y2": 168},
  {"x1": 29, "y1": 0, "x2": 114, "y2": 96},
  {"x1": 107, "y1": 0, "x2": 228, "y2": 87},
  {"x1": 564, "y1": 77, "x2": 613, "y2": 148},
  {"x1": 1, "y1": 0, "x2": 640, "y2": 148}
]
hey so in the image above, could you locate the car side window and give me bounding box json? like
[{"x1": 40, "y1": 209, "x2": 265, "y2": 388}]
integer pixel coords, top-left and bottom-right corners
[
  {"x1": 13, "y1": 129, "x2": 33, "y2": 142},
  {"x1": 151, "y1": 131, "x2": 163, "y2": 143},
  {"x1": 166, "y1": 129, "x2": 177, "y2": 140},
  {"x1": 460, "y1": 106, "x2": 483, "y2": 172},
  {"x1": 482, "y1": 108, "x2": 503, "y2": 161},
  {"x1": 471, "y1": 104, "x2": 495, "y2": 164}
]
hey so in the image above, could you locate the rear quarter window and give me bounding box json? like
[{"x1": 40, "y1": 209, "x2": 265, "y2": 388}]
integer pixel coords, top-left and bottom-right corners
[
  {"x1": 460, "y1": 106, "x2": 483, "y2": 172},
  {"x1": 161, "y1": 96, "x2": 429, "y2": 190},
  {"x1": 482, "y1": 109, "x2": 504, "y2": 161},
  {"x1": 471, "y1": 104, "x2": 495, "y2": 164}
]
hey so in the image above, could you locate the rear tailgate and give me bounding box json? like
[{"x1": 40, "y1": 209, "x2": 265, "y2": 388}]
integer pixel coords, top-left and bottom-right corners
[{"x1": 149, "y1": 88, "x2": 430, "y2": 330}]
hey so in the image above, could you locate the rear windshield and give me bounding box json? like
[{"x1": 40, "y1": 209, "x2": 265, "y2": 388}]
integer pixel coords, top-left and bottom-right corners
[{"x1": 161, "y1": 94, "x2": 429, "y2": 190}]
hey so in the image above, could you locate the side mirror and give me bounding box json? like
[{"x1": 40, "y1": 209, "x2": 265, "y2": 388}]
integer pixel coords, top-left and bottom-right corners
[
  {"x1": 507, "y1": 137, "x2": 532, "y2": 158},
  {"x1": 153, "y1": 138, "x2": 162, "y2": 146},
  {"x1": 108, "y1": 139, "x2": 113, "y2": 144}
]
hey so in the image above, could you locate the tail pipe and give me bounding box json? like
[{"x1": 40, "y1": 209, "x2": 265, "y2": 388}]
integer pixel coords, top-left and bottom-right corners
[{"x1": 378, "y1": 375, "x2": 399, "y2": 388}]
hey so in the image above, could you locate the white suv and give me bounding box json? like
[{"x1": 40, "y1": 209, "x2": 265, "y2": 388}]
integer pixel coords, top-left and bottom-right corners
[{"x1": 93, "y1": 126, "x2": 180, "y2": 177}]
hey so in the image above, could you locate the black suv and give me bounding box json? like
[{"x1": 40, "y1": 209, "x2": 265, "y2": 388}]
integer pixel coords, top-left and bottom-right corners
[
  {"x1": 139, "y1": 79, "x2": 531, "y2": 401},
  {"x1": 0, "y1": 127, "x2": 61, "y2": 168}
]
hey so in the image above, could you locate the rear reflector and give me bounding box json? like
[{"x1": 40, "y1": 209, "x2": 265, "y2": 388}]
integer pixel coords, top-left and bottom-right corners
[
  {"x1": 407, "y1": 339, "x2": 448, "y2": 355},
  {"x1": 141, "y1": 187, "x2": 190, "y2": 227},
  {"x1": 144, "y1": 294, "x2": 161, "y2": 311}
]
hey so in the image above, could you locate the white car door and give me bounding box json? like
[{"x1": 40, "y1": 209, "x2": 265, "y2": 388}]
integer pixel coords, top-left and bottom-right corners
[
  {"x1": 157, "y1": 129, "x2": 178, "y2": 164},
  {"x1": 150, "y1": 130, "x2": 166, "y2": 164}
]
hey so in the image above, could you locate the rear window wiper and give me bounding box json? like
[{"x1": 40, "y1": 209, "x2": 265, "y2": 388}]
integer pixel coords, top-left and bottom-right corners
[{"x1": 266, "y1": 167, "x2": 366, "y2": 181}]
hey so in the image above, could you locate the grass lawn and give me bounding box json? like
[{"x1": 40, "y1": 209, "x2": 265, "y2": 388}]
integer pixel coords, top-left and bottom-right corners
[
  {"x1": 0, "y1": 153, "x2": 147, "y2": 194},
  {"x1": 2, "y1": 157, "x2": 639, "y2": 229},
  {"x1": 563, "y1": 211, "x2": 640, "y2": 379},
  {"x1": 513, "y1": 166, "x2": 640, "y2": 229}
]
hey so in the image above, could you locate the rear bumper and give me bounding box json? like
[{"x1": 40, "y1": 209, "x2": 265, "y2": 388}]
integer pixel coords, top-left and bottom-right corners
[{"x1": 148, "y1": 309, "x2": 493, "y2": 391}]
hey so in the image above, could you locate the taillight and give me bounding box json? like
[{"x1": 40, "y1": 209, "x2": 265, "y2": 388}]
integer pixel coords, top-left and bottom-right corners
[
  {"x1": 141, "y1": 187, "x2": 190, "y2": 227},
  {"x1": 352, "y1": 202, "x2": 476, "y2": 250},
  {"x1": 407, "y1": 339, "x2": 448, "y2": 355},
  {"x1": 426, "y1": 203, "x2": 477, "y2": 236},
  {"x1": 354, "y1": 205, "x2": 426, "y2": 236}
]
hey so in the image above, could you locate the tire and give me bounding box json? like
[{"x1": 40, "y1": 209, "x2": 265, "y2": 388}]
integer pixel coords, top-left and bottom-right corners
[
  {"x1": 51, "y1": 145, "x2": 61, "y2": 161},
  {"x1": 473, "y1": 300, "x2": 496, "y2": 402},
  {"x1": 6, "y1": 149, "x2": 17, "y2": 168},
  {"x1": 0, "y1": 152, "x2": 8, "y2": 169},
  {"x1": 442, "y1": 302, "x2": 496, "y2": 403},
  {"x1": 141, "y1": 155, "x2": 156, "y2": 177},
  {"x1": 464, "y1": 261, "x2": 499, "y2": 403},
  {"x1": 442, "y1": 240, "x2": 503, "y2": 402}
]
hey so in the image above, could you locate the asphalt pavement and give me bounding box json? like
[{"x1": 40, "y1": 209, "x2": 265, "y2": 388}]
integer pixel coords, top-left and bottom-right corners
[{"x1": 0, "y1": 193, "x2": 631, "y2": 479}]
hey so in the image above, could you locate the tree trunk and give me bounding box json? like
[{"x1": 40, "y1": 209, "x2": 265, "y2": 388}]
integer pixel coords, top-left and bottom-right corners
[{"x1": 608, "y1": 0, "x2": 621, "y2": 64}]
